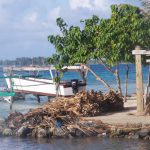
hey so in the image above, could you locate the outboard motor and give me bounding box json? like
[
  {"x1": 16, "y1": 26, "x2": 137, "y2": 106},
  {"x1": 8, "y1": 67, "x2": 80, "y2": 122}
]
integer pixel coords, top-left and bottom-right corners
[{"x1": 71, "y1": 79, "x2": 78, "y2": 94}]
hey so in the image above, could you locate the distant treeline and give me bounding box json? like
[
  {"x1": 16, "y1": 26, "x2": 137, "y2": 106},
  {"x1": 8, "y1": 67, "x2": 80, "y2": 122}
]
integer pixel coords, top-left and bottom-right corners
[
  {"x1": 0, "y1": 57, "x2": 100, "y2": 66},
  {"x1": 0, "y1": 57, "x2": 49, "y2": 66}
]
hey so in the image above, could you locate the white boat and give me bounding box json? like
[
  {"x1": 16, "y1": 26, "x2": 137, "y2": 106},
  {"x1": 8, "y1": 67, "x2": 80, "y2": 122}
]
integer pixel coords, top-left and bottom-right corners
[{"x1": 3, "y1": 65, "x2": 88, "y2": 97}]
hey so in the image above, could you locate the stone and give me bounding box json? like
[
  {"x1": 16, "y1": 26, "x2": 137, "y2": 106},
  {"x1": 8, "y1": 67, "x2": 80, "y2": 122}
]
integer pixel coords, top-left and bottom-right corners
[
  {"x1": 129, "y1": 134, "x2": 139, "y2": 140},
  {"x1": 138, "y1": 129, "x2": 150, "y2": 138},
  {"x1": 0, "y1": 117, "x2": 5, "y2": 126},
  {"x1": 54, "y1": 127, "x2": 69, "y2": 137},
  {"x1": 110, "y1": 129, "x2": 123, "y2": 138},
  {"x1": 111, "y1": 126, "x2": 117, "y2": 132},
  {"x1": 125, "y1": 134, "x2": 139, "y2": 139},
  {"x1": 2, "y1": 128, "x2": 12, "y2": 136},
  {"x1": 109, "y1": 132, "x2": 118, "y2": 138},
  {"x1": 68, "y1": 134, "x2": 74, "y2": 139},
  {"x1": 97, "y1": 134, "x2": 103, "y2": 137},
  {"x1": 124, "y1": 135, "x2": 129, "y2": 139},
  {"x1": 75, "y1": 129, "x2": 84, "y2": 137},
  {"x1": 144, "y1": 135, "x2": 150, "y2": 140},
  {"x1": 0, "y1": 126, "x2": 4, "y2": 136},
  {"x1": 37, "y1": 128, "x2": 47, "y2": 138},
  {"x1": 116, "y1": 129, "x2": 123, "y2": 135},
  {"x1": 118, "y1": 135, "x2": 125, "y2": 138},
  {"x1": 17, "y1": 126, "x2": 32, "y2": 137},
  {"x1": 102, "y1": 132, "x2": 107, "y2": 136},
  {"x1": 97, "y1": 132, "x2": 108, "y2": 138},
  {"x1": 129, "y1": 132, "x2": 134, "y2": 136}
]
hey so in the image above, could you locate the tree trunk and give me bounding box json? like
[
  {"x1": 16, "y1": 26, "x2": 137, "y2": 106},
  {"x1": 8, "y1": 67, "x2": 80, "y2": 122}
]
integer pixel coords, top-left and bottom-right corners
[
  {"x1": 85, "y1": 65, "x2": 113, "y2": 91},
  {"x1": 55, "y1": 71, "x2": 60, "y2": 97},
  {"x1": 115, "y1": 64, "x2": 122, "y2": 96},
  {"x1": 99, "y1": 59, "x2": 123, "y2": 95},
  {"x1": 124, "y1": 64, "x2": 129, "y2": 102}
]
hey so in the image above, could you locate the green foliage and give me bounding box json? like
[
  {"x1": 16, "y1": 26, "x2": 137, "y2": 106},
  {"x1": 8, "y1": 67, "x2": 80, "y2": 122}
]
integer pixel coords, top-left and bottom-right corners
[
  {"x1": 47, "y1": 54, "x2": 64, "y2": 83},
  {"x1": 95, "y1": 4, "x2": 150, "y2": 66},
  {"x1": 47, "y1": 4, "x2": 150, "y2": 89},
  {"x1": 48, "y1": 54, "x2": 61, "y2": 69},
  {"x1": 48, "y1": 4, "x2": 150, "y2": 68},
  {"x1": 48, "y1": 15, "x2": 101, "y2": 67},
  {"x1": 53, "y1": 72, "x2": 63, "y2": 83}
]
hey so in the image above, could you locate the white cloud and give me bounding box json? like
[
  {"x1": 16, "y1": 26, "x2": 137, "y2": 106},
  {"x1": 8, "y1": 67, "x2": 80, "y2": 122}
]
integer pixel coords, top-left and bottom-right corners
[
  {"x1": 23, "y1": 12, "x2": 38, "y2": 24},
  {"x1": 69, "y1": 0, "x2": 129, "y2": 18},
  {"x1": 69, "y1": 0, "x2": 93, "y2": 10},
  {"x1": 42, "y1": 7, "x2": 60, "y2": 29},
  {"x1": 68, "y1": 0, "x2": 116, "y2": 18},
  {"x1": 94, "y1": 0, "x2": 112, "y2": 11},
  {"x1": 69, "y1": 0, "x2": 117, "y2": 11},
  {"x1": 48, "y1": 7, "x2": 60, "y2": 21},
  {"x1": 12, "y1": 12, "x2": 39, "y2": 31}
]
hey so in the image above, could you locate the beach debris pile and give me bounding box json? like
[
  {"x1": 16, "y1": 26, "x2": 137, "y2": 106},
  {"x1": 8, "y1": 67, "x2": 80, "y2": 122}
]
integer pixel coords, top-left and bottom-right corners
[
  {"x1": 76, "y1": 90, "x2": 124, "y2": 116},
  {"x1": 3, "y1": 90, "x2": 123, "y2": 138},
  {"x1": 5, "y1": 111, "x2": 106, "y2": 138}
]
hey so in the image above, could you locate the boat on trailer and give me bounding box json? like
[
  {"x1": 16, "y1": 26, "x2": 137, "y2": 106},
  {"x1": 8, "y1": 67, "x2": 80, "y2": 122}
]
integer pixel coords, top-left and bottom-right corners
[{"x1": 3, "y1": 65, "x2": 88, "y2": 99}]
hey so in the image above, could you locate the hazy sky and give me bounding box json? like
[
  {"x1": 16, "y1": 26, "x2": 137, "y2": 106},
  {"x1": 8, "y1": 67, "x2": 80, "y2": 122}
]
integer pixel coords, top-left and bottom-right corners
[{"x1": 0, "y1": 0, "x2": 141, "y2": 60}]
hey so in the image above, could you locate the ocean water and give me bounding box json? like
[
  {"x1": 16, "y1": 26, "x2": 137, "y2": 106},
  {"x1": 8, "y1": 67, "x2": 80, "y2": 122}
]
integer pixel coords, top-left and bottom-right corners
[
  {"x1": 0, "y1": 64, "x2": 150, "y2": 150},
  {"x1": 0, "y1": 137, "x2": 150, "y2": 150},
  {"x1": 52, "y1": 64, "x2": 148, "y2": 94}
]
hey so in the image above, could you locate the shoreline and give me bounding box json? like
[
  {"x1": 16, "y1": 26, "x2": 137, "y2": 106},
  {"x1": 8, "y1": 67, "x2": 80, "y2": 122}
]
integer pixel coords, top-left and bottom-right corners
[
  {"x1": 0, "y1": 95, "x2": 150, "y2": 140},
  {"x1": 87, "y1": 99, "x2": 150, "y2": 125},
  {"x1": 1, "y1": 117, "x2": 150, "y2": 140}
]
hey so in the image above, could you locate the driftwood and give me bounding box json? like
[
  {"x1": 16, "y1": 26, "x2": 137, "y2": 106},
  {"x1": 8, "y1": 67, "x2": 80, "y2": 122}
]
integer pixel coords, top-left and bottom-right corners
[{"x1": 5, "y1": 90, "x2": 124, "y2": 138}]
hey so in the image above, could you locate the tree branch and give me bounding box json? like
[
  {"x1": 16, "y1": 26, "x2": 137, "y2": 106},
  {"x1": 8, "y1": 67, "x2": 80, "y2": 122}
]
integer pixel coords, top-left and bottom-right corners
[
  {"x1": 85, "y1": 65, "x2": 114, "y2": 91},
  {"x1": 98, "y1": 58, "x2": 115, "y2": 75}
]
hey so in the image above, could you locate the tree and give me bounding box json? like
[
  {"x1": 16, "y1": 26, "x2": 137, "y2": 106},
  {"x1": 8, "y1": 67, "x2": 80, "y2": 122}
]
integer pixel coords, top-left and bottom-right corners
[
  {"x1": 48, "y1": 17, "x2": 113, "y2": 91},
  {"x1": 93, "y1": 4, "x2": 150, "y2": 96},
  {"x1": 48, "y1": 4, "x2": 150, "y2": 96},
  {"x1": 48, "y1": 54, "x2": 64, "y2": 96}
]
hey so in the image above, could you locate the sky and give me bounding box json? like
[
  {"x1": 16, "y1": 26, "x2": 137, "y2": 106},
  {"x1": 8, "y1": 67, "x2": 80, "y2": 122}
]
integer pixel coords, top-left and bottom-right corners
[{"x1": 0, "y1": 0, "x2": 142, "y2": 60}]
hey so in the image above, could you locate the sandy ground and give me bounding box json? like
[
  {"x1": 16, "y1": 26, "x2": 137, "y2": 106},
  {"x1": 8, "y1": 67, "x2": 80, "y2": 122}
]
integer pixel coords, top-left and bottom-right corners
[{"x1": 87, "y1": 98, "x2": 150, "y2": 125}]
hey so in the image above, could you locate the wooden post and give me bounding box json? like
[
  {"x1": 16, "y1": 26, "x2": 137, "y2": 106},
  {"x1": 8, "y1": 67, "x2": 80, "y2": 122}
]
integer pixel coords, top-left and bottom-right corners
[
  {"x1": 10, "y1": 97, "x2": 13, "y2": 110},
  {"x1": 37, "y1": 95, "x2": 40, "y2": 103},
  {"x1": 135, "y1": 46, "x2": 144, "y2": 115}
]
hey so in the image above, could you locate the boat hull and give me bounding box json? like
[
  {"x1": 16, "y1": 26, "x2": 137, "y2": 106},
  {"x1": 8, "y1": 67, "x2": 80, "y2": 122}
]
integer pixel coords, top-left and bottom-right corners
[{"x1": 5, "y1": 77, "x2": 86, "y2": 96}]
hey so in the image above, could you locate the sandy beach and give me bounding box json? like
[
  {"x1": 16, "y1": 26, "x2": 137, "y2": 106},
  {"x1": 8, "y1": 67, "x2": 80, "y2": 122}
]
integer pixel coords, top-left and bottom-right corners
[{"x1": 88, "y1": 97, "x2": 150, "y2": 125}]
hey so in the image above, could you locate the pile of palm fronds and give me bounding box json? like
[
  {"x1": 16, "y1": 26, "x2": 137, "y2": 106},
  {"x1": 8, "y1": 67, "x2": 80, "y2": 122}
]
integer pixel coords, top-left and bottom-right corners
[{"x1": 5, "y1": 90, "x2": 123, "y2": 138}]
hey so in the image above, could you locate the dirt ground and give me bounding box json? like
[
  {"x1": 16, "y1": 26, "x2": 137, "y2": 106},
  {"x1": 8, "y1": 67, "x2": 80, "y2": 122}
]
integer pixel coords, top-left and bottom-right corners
[{"x1": 87, "y1": 98, "x2": 150, "y2": 125}]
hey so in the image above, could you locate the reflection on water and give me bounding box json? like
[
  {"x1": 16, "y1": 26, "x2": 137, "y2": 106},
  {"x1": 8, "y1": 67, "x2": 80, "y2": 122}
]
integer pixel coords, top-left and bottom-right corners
[{"x1": 0, "y1": 137, "x2": 150, "y2": 150}]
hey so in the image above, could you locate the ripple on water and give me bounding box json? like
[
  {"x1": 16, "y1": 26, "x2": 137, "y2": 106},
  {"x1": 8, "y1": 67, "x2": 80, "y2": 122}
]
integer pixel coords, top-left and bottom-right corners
[{"x1": 0, "y1": 137, "x2": 150, "y2": 150}]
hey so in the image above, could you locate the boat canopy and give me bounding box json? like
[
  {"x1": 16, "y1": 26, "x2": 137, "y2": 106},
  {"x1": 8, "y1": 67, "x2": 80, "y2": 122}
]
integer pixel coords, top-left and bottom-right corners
[
  {"x1": 3, "y1": 65, "x2": 87, "y2": 72},
  {"x1": 0, "y1": 75, "x2": 15, "y2": 97},
  {"x1": 0, "y1": 92, "x2": 15, "y2": 97}
]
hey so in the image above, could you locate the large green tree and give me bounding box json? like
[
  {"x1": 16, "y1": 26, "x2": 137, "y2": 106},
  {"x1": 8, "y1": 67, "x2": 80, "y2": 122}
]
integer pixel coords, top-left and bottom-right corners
[
  {"x1": 94, "y1": 4, "x2": 150, "y2": 96},
  {"x1": 48, "y1": 4, "x2": 150, "y2": 96},
  {"x1": 48, "y1": 16, "x2": 112, "y2": 90}
]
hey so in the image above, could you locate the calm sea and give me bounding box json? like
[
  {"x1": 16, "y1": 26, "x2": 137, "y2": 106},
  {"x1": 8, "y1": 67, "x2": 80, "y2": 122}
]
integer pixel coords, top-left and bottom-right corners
[
  {"x1": 0, "y1": 137, "x2": 150, "y2": 150},
  {"x1": 0, "y1": 64, "x2": 149, "y2": 150}
]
